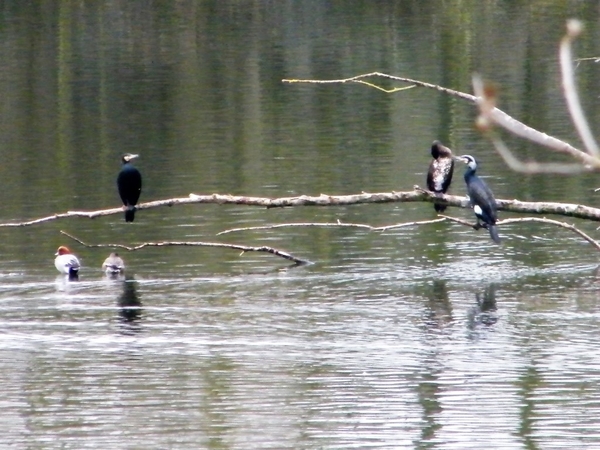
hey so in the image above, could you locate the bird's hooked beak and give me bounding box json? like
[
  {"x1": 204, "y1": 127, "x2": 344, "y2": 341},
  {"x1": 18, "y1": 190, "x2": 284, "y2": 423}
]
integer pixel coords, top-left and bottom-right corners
[
  {"x1": 125, "y1": 154, "x2": 139, "y2": 162},
  {"x1": 453, "y1": 155, "x2": 468, "y2": 163}
]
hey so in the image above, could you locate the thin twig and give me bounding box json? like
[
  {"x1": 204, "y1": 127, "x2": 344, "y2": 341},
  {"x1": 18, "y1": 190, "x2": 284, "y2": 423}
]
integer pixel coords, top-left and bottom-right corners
[
  {"x1": 221, "y1": 215, "x2": 600, "y2": 252},
  {"x1": 218, "y1": 218, "x2": 447, "y2": 235},
  {"x1": 59, "y1": 231, "x2": 312, "y2": 265},
  {"x1": 284, "y1": 72, "x2": 475, "y2": 101},
  {"x1": 217, "y1": 221, "x2": 375, "y2": 235},
  {"x1": 443, "y1": 215, "x2": 600, "y2": 250},
  {"x1": 438, "y1": 215, "x2": 476, "y2": 228},
  {"x1": 373, "y1": 218, "x2": 447, "y2": 231},
  {"x1": 501, "y1": 217, "x2": 600, "y2": 250}
]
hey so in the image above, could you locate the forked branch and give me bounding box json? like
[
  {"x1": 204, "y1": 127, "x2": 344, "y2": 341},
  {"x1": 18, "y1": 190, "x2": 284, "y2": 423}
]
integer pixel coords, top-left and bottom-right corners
[{"x1": 283, "y1": 20, "x2": 600, "y2": 172}]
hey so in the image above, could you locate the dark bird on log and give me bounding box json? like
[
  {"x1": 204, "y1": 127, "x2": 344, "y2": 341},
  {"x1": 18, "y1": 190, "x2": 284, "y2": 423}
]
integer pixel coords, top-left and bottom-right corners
[
  {"x1": 457, "y1": 154, "x2": 501, "y2": 244},
  {"x1": 427, "y1": 141, "x2": 455, "y2": 212},
  {"x1": 117, "y1": 153, "x2": 142, "y2": 222}
]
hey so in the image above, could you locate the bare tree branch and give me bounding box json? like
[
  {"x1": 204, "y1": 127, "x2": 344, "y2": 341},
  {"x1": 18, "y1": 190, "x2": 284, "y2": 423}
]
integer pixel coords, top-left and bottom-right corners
[
  {"x1": 59, "y1": 231, "x2": 311, "y2": 265},
  {"x1": 471, "y1": 74, "x2": 589, "y2": 174},
  {"x1": 471, "y1": 19, "x2": 600, "y2": 171},
  {"x1": 443, "y1": 215, "x2": 600, "y2": 249},
  {"x1": 499, "y1": 217, "x2": 600, "y2": 250},
  {"x1": 1, "y1": 190, "x2": 599, "y2": 227},
  {"x1": 219, "y1": 216, "x2": 600, "y2": 252},
  {"x1": 217, "y1": 218, "x2": 447, "y2": 235},
  {"x1": 284, "y1": 71, "x2": 600, "y2": 170},
  {"x1": 560, "y1": 19, "x2": 600, "y2": 157}
]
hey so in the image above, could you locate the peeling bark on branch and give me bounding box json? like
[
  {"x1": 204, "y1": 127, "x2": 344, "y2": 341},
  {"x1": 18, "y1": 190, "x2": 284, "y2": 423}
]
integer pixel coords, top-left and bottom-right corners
[{"x1": 2, "y1": 190, "x2": 600, "y2": 227}]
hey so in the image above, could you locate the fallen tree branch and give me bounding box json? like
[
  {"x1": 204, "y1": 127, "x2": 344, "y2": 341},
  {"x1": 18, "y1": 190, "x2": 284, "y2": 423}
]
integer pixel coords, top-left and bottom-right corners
[
  {"x1": 59, "y1": 231, "x2": 311, "y2": 265},
  {"x1": 217, "y1": 218, "x2": 447, "y2": 235},
  {"x1": 283, "y1": 72, "x2": 600, "y2": 170},
  {"x1": 443, "y1": 216, "x2": 600, "y2": 250},
  {"x1": 220, "y1": 216, "x2": 600, "y2": 251},
  {"x1": 501, "y1": 217, "x2": 600, "y2": 250},
  {"x1": 2, "y1": 189, "x2": 600, "y2": 226}
]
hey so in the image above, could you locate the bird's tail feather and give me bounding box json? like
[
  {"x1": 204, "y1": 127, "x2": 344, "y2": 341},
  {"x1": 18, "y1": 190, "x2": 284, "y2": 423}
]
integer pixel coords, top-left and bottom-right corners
[
  {"x1": 68, "y1": 267, "x2": 79, "y2": 281},
  {"x1": 488, "y1": 224, "x2": 501, "y2": 244},
  {"x1": 434, "y1": 203, "x2": 446, "y2": 213},
  {"x1": 125, "y1": 206, "x2": 136, "y2": 222}
]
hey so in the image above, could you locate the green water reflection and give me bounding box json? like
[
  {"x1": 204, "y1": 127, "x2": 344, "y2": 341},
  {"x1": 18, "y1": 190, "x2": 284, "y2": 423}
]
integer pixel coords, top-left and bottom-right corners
[{"x1": 1, "y1": 1, "x2": 600, "y2": 449}]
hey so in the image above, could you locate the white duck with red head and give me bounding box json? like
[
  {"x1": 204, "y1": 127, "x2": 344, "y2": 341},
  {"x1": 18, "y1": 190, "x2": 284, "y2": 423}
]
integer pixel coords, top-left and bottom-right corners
[{"x1": 54, "y1": 246, "x2": 81, "y2": 279}]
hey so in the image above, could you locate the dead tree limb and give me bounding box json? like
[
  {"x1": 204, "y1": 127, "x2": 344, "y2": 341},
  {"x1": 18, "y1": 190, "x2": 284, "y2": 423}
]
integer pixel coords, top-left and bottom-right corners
[
  {"x1": 284, "y1": 71, "x2": 600, "y2": 171},
  {"x1": 2, "y1": 190, "x2": 600, "y2": 227},
  {"x1": 217, "y1": 218, "x2": 447, "y2": 235},
  {"x1": 218, "y1": 217, "x2": 600, "y2": 251},
  {"x1": 283, "y1": 17, "x2": 600, "y2": 173},
  {"x1": 443, "y1": 216, "x2": 600, "y2": 251},
  {"x1": 59, "y1": 231, "x2": 311, "y2": 265}
]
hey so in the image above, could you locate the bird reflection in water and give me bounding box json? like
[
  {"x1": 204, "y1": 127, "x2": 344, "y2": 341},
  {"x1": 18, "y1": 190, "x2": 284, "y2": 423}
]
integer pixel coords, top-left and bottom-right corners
[
  {"x1": 54, "y1": 274, "x2": 82, "y2": 292},
  {"x1": 468, "y1": 283, "x2": 498, "y2": 329},
  {"x1": 118, "y1": 277, "x2": 142, "y2": 332},
  {"x1": 423, "y1": 280, "x2": 453, "y2": 330}
]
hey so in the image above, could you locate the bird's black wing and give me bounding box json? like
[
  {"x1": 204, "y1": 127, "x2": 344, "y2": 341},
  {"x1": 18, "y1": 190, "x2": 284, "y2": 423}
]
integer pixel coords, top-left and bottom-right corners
[
  {"x1": 467, "y1": 177, "x2": 497, "y2": 223},
  {"x1": 427, "y1": 158, "x2": 454, "y2": 193},
  {"x1": 118, "y1": 167, "x2": 142, "y2": 206}
]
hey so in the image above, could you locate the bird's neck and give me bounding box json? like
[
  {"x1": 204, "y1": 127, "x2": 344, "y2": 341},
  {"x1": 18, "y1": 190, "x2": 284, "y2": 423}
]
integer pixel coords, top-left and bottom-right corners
[{"x1": 463, "y1": 167, "x2": 476, "y2": 182}]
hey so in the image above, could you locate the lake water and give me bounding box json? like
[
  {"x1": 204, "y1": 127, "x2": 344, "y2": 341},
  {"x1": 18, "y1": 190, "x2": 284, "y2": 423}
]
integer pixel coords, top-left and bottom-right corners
[{"x1": 1, "y1": 1, "x2": 600, "y2": 449}]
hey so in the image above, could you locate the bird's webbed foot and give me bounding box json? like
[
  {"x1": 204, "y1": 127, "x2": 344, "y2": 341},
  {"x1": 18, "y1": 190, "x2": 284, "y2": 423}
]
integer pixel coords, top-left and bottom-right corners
[{"x1": 473, "y1": 220, "x2": 485, "y2": 231}]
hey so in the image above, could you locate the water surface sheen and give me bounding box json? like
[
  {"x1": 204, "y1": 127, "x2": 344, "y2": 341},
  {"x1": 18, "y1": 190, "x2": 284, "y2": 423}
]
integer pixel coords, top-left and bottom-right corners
[{"x1": 1, "y1": 1, "x2": 600, "y2": 449}]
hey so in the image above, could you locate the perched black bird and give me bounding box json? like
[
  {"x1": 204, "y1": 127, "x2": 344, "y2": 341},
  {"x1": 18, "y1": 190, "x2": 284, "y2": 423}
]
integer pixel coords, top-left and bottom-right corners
[
  {"x1": 427, "y1": 141, "x2": 455, "y2": 212},
  {"x1": 117, "y1": 153, "x2": 142, "y2": 222},
  {"x1": 457, "y1": 155, "x2": 501, "y2": 244}
]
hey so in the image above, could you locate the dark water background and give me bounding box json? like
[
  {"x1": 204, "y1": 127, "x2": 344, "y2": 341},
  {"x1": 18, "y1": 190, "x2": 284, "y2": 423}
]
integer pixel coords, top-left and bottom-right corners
[{"x1": 1, "y1": 1, "x2": 600, "y2": 449}]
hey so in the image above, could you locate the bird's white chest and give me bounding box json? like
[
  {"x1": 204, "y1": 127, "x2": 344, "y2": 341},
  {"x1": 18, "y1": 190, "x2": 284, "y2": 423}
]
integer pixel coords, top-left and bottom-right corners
[
  {"x1": 431, "y1": 161, "x2": 449, "y2": 191},
  {"x1": 55, "y1": 255, "x2": 80, "y2": 273}
]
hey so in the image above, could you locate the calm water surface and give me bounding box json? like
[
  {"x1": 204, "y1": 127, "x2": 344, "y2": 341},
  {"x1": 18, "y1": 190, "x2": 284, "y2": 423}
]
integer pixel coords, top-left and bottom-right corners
[{"x1": 1, "y1": 1, "x2": 600, "y2": 449}]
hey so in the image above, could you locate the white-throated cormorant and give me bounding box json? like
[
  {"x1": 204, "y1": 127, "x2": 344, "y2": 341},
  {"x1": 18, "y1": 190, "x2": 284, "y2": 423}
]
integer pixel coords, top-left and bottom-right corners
[
  {"x1": 457, "y1": 155, "x2": 501, "y2": 244},
  {"x1": 117, "y1": 153, "x2": 142, "y2": 222}
]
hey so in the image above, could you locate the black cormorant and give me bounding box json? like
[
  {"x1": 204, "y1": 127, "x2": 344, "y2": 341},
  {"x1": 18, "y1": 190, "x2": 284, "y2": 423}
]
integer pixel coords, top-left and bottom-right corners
[
  {"x1": 457, "y1": 155, "x2": 501, "y2": 244},
  {"x1": 117, "y1": 153, "x2": 142, "y2": 222},
  {"x1": 427, "y1": 141, "x2": 455, "y2": 212}
]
